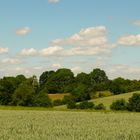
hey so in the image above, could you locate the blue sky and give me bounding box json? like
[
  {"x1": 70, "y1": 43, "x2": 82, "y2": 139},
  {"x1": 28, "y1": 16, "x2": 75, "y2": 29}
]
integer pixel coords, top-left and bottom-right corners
[{"x1": 0, "y1": 0, "x2": 140, "y2": 79}]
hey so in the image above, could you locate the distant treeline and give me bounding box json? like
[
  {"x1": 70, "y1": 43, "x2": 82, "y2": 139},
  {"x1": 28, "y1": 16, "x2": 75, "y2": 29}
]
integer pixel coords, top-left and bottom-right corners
[{"x1": 0, "y1": 68, "x2": 140, "y2": 107}]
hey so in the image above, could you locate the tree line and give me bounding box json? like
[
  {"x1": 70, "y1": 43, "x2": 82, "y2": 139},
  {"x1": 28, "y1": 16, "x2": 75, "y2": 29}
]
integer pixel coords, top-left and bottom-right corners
[{"x1": 0, "y1": 68, "x2": 140, "y2": 107}]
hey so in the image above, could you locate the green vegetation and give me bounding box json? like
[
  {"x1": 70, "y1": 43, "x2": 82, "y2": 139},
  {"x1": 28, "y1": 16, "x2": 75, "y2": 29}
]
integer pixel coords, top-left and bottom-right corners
[
  {"x1": 0, "y1": 68, "x2": 140, "y2": 113},
  {"x1": 0, "y1": 110, "x2": 140, "y2": 140},
  {"x1": 91, "y1": 91, "x2": 140, "y2": 109},
  {"x1": 110, "y1": 99, "x2": 127, "y2": 111}
]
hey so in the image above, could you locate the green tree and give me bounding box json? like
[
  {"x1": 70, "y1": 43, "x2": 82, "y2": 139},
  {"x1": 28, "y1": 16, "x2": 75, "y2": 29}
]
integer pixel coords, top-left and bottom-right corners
[
  {"x1": 127, "y1": 93, "x2": 140, "y2": 112},
  {"x1": 110, "y1": 99, "x2": 127, "y2": 111},
  {"x1": 71, "y1": 84, "x2": 91, "y2": 102},
  {"x1": 12, "y1": 77, "x2": 38, "y2": 106},
  {"x1": 75, "y1": 72, "x2": 90, "y2": 85},
  {"x1": 109, "y1": 78, "x2": 128, "y2": 95},
  {"x1": 90, "y1": 68, "x2": 108, "y2": 84},
  {"x1": 33, "y1": 90, "x2": 52, "y2": 107},
  {"x1": 46, "y1": 68, "x2": 74, "y2": 93},
  {"x1": 39, "y1": 71, "x2": 55, "y2": 87},
  {"x1": 0, "y1": 77, "x2": 18, "y2": 105}
]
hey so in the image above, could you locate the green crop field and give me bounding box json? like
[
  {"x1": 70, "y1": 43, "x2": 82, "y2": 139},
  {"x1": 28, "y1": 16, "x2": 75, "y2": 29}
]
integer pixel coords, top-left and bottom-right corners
[{"x1": 0, "y1": 110, "x2": 140, "y2": 140}]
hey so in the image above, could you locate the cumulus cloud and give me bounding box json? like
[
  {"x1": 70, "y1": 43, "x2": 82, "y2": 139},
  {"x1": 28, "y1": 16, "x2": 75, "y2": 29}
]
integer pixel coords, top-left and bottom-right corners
[
  {"x1": 51, "y1": 26, "x2": 107, "y2": 47},
  {"x1": 107, "y1": 64, "x2": 140, "y2": 79},
  {"x1": 0, "y1": 58, "x2": 22, "y2": 65},
  {"x1": 20, "y1": 48, "x2": 38, "y2": 56},
  {"x1": 16, "y1": 27, "x2": 32, "y2": 36},
  {"x1": 0, "y1": 47, "x2": 8, "y2": 54},
  {"x1": 48, "y1": 0, "x2": 60, "y2": 3},
  {"x1": 118, "y1": 34, "x2": 140, "y2": 46},
  {"x1": 40, "y1": 46, "x2": 64, "y2": 56}
]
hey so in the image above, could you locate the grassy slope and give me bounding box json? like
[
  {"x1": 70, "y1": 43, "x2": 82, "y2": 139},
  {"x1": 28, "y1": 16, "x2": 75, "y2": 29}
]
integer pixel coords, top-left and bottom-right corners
[
  {"x1": 90, "y1": 91, "x2": 140, "y2": 109},
  {"x1": 55, "y1": 91, "x2": 140, "y2": 110}
]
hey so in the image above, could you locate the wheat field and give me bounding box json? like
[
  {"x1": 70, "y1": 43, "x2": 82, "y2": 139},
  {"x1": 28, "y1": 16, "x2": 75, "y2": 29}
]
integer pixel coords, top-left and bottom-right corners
[{"x1": 0, "y1": 110, "x2": 140, "y2": 140}]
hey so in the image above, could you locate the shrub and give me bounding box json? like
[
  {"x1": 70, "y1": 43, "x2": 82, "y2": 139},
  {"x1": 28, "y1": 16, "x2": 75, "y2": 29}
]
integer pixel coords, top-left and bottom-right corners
[
  {"x1": 110, "y1": 99, "x2": 127, "y2": 111},
  {"x1": 67, "y1": 100, "x2": 76, "y2": 109},
  {"x1": 78, "y1": 101, "x2": 94, "y2": 109},
  {"x1": 53, "y1": 99, "x2": 63, "y2": 106},
  {"x1": 127, "y1": 93, "x2": 140, "y2": 112},
  {"x1": 95, "y1": 103, "x2": 106, "y2": 110}
]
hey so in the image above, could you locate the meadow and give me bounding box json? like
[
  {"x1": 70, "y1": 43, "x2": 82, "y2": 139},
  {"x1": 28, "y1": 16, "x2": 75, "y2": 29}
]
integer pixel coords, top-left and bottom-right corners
[
  {"x1": 55, "y1": 91, "x2": 140, "y2": 110},
  {"x1": 0, "y1": 110, "x2": 140, "y2": 140}
]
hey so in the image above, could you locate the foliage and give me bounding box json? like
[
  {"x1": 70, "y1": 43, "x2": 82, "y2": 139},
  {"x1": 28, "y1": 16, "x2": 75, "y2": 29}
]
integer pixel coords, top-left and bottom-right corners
[
  {"x1": 39, "y1": 71, "x2": 55, "y2": 87},
  {"x1": 33, "y1": 90, "x2": 52, "y2": 107},
  {"x1": 95, "y1": 103, "x2": 106, "y2": 110},
  {"x1": 110, "y1": 99, "x2": 127, "y2": 111},
  {"x1": 46, "y1": 68, "x2": 74, "y2": 93},
  {"x1": 77, "y1": 101, "x2": 94, "y2": 109},
  {"x1": 53, "y1": 99, "x2": 63, "y2": 106},
  {"x1": 71, "y1": 83, "x2": 91, "y2": 102},
  {"x1": 127, "y1": 93, "x2": 140, "y2": 112},
  {"x1": 12, "y1": 83, "x2": 36, "y2": 106},
  {"x1": 67, "y1": 100, "x2": 76, "y2": 109}
]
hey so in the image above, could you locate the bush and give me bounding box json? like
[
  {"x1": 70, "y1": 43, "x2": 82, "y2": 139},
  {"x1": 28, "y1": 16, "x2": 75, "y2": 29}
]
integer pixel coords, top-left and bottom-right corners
[
  {"x1": 127, "y1": 93, "x2": 140, "y2": 112},
  {"x1": 78, "y1": 101, "x2": 94, "y2": 109},
  {"x1": 110, "y1": 99, "x2": 127, "y2": 111},
  {"x1": 95, "y1": 103, "x2": 106, "y2": 110},
  {"x1": 67, "y1": 100, "x2": 76, "y2": 109},
  {"x1": 53, "y1": 99, "x2": 63, "y2": 106}
]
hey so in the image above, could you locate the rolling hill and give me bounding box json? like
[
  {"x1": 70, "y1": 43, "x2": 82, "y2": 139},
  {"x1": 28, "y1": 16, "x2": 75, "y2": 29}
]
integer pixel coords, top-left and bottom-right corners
[{"x1": 55, "y1": 91, "x2": 140, "y2": 110}]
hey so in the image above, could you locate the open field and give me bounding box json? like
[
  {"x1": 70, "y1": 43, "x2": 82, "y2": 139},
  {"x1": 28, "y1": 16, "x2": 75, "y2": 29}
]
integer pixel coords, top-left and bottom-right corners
[
  {"x1": 48, "y1": 93, "x2": 70, "y2": 101},
  {"x1": 55, "y1": 91, "x2": 140, "y2": 110},
  {"x1": 91, "y1": 91, "x2": 140, "y2": 109},
  {"x1": 0, "y1": 110, "x2": 140, "y2": 140}
]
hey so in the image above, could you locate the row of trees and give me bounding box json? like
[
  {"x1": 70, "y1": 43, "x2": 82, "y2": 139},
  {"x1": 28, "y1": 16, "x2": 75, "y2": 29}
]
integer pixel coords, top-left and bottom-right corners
[{"x1": 0, "y1": 68, "x2": 140, "y2": 107}]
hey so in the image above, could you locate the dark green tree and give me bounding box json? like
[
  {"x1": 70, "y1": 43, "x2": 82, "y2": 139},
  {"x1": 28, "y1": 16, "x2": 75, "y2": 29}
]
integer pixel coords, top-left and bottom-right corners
[
  {"x1": 127, "y1": 93, "x2": 140, "y2": 112},
  {"x1": 71, "y1": 84, "x2": 91, "y2": 102},
  {"x1": 39, "y1": 71, "x2": 55, "y2": 87},
  {"x1": 46, "y1": 68, "x2": 74, "y2": 93},
  {"x1": 110, "y1": 99, "x2": 127, "y2": 111}
]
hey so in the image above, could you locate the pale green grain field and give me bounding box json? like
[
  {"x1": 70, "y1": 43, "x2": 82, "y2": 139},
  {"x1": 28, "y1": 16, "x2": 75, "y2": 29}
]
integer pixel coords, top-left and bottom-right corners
[{"x1": 0, "y1": 110, "x2": 140, "y2": 140}]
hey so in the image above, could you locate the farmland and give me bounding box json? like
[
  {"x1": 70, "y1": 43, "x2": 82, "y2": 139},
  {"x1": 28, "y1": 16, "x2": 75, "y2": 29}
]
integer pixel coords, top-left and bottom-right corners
[{"x1": 0, "y1": 110, "x2": 140, "y2": 140}]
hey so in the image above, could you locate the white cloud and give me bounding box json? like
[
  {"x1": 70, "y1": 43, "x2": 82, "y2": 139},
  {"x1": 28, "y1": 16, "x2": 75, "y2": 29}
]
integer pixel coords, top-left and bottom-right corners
[
  {"x1": 133, "y1": 20, "x2": 140, "y2": 26},
  {"x1": 16, "y1": 27, "x2": 32, "y2": 36},
  {"x1": 0, "y1": 47, "x2": 8, "y2": 54},
  {"x1": 51, "y1": 63, "x2": 61, "y2": 69},
  {"x1": 51, "y1": 26, "x2": 108, "y2": 47},
  {"x1": 48, "y1": 0, "x2": 60, "y2": 3},
  {"x1": 71, "y1": 66, "x2": 82, "y2": 74},
  {"x1": 20, "y1": 48, "x2": 38, "y2": 56},
  {"x1": 107, "y1": 64, "x2": 140, "y2": 79},
  {"x1": 118, "y1": 34, "x2": 140, "y2": 46},
  {"x1": 40, "y1": 46, "x2": 64, "y2": 56},
  {"x1": 0, "y1": 58, "x2": 22, "y2": 65}
]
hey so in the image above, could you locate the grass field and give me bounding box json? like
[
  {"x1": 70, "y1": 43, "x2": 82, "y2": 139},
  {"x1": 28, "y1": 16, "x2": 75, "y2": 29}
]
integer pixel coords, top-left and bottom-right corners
[
  {"x1": 55, "y1": 91, "x2": 140, "y2": 110},
  {"x1": 0, "y1": 110, "x2": 140, "y2": 140},
  {"x1": 48, "y1": 93, "x2": 70, "y2": 101}
]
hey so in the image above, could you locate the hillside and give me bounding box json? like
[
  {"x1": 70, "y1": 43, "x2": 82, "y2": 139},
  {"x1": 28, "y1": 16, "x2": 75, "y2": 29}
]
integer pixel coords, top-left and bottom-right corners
[{"x1": 55, "y1": 91, "x2": 140, "y2": 110}]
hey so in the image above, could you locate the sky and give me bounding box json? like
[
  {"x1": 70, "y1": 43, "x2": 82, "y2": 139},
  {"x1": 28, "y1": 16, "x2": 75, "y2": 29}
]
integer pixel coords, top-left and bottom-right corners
[{"x1": 0, "y1": 0, "x2": 140, "y2": 79}]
